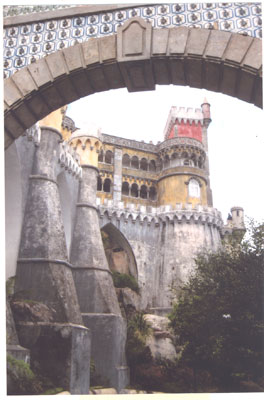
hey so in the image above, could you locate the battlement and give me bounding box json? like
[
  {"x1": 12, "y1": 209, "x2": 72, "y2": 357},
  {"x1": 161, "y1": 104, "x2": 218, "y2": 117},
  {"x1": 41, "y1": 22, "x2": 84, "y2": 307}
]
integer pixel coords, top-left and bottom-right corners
[
  {"x1": 97, "y1": 199, "x2": 223, "y2": 228},
  {"x1": 163, "y1": 104, "x2": 209, "y2": 142},
  {"x1": 59, "y1": 140, "x2": 82, "y2": 179}
]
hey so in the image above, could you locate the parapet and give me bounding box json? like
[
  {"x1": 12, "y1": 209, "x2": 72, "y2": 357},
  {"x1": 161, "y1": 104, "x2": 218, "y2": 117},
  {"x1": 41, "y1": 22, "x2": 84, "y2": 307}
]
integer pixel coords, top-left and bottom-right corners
[{"x1": 97, "y1": 199, "x2": 223, "y2": 229}]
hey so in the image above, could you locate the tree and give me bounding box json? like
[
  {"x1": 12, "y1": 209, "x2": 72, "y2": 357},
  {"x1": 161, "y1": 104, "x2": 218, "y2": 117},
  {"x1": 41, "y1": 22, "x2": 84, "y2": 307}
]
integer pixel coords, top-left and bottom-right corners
[{"x1": 169, "y1": 220, "x2": 264, "y2": 392}]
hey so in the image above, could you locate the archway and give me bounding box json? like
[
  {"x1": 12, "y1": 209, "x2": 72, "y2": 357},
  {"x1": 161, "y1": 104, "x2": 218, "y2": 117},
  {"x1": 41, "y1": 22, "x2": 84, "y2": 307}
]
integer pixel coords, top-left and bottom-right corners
[
  {"x1": 101, "y1": 223, "x2": 138, "y2": 279},
  {"x1": 4, "y1": 17, "x2": 262, "y2": 149}
]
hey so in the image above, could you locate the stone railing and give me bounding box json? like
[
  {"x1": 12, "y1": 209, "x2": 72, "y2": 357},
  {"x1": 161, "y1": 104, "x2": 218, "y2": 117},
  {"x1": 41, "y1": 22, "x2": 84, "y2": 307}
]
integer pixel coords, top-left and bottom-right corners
[
  {"x1": 157, "y1": 136, "x2": 205, "y2": 152},
  {"x1": 97, "y1": 198, "x2": 223, "y2": 228}
]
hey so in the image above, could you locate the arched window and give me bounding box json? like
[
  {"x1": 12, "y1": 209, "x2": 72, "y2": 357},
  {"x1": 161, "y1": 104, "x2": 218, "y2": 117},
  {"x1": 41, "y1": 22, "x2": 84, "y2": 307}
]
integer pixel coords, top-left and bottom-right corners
[
  {"x1": 149, "y1": 186, "x2": 157, "y2": 201},
  {"x1": 98, "y1": 150, "x2": 104, "y2": 162},
  {"x1": 140, "y1": 158, "x2": 148, "y2": 171},
  {"x1": 105, "y1": 150, "x2": 113, "y2": 164},
  {"x1": 188, "y1": 179, "x2": 200, "y2": 198},
  {"x1": 122, "y1": 154, "x2": 130, "y2": 167},
  {"x1": 122, "y1": 181, "x2": 129, "y2": 196},
  {"x1": 97, "y1": 176, "x2": 102, "y2": 191},
  {"x1": 149, "y1": 159, "x2": 156, "y2": 172},
  {"x1": 103, "y1": 178, "x2": 111, "y2": 193},
  {"x1": 140, "y1": 185, "x2": 148, "y2": 199},
  {"x1": 131, "y1": 183, "x2": 139, "y2": 197},
  {"x1": 131, "y1": 156, "x2": 139, "y2": 169}
]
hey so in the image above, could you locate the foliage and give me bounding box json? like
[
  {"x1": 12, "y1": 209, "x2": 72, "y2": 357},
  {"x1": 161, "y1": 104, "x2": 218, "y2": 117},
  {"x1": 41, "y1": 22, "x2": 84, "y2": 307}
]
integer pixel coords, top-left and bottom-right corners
[
  {"x1": 7, "y1": 354, "x2": 42, "y2": 395},
  {"x1": 169, "y1": 220, "x2": 264, "y2": 392},
  {"x1": 126, "y1": 312, "x2": 152, "y2": 370},
  {"x1": 112, "y1": 271, "x2": 140, "y2": 294}
]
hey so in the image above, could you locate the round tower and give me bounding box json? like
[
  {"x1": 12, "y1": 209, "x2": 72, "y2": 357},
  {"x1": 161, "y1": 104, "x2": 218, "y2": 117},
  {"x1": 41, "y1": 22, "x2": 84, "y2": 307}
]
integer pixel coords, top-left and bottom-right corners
[
  {"x1": 231, "y1": 206, "x2": 245, "y2": 229},
  {"x1": 158, "y1": 104, "x2": 211, "y2": 208}
]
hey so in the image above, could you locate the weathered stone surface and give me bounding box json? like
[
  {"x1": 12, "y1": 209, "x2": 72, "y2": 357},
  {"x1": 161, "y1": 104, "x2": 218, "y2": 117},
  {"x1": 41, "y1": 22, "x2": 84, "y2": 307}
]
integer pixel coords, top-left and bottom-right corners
[
  {"x1": 63, "y1": 44, "x2": 84, "y2": 72},
  {"x1": 82, "y1": 38, "x2": 100, "y2": 66},
  {"x1": 15, "y1": 127, "x2": 82, "y2": 325},
  {"x1": 204, "y1": 30, "x2": 231, "y2": 60},
  {"x1": 224, "y1": 34, "x2": 253, "y2": 65},
  {"x1": 152, "y1": 28, "x2": 169, "y2": 55},
  {"x1": 99, "y1": 34, "x2": 116, "y2": 63},
  {"x1": 27, "y1": 58, "x2": 53, "y2": 88},
  {"x1": 11, "y1": 68, "x2": 36, "y2": 97},
  {"x1": 117, "y1": 17, "x2": 152, "y2": 62},
  {"x1": 16, "y1": 322, "x2": 91, "y2": 394},
  {"x1": 187, "y1": 28, "x2": 210, "y2": 57},
  {"x1": 11, "y1": 300, "x2": 56, "y2": 323},
  {"x1": 144, "y1": 314, "x2": 177, "y2": 361},
  {"x1": 70, "y1": 166, "x2": 121, "y2": 315},
  {"x1": 242, "y1": 38, "x2": 262, "y2": 71},
  {"x1": 168, "y1": 26, "x2": 189, "y2": 55},
  {"x1": 82, "y1": 313, "x2": 129, "y2": 392}
]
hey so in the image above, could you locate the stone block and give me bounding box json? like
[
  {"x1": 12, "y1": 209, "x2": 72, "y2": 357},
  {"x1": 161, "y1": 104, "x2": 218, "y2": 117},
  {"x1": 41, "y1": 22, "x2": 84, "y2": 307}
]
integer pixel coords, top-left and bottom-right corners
[
  {"x1": 4, "y1": 78, "x2": 22, "y2": 107},
  {"x1": 168, "y1": 27, "x2": 189, "y2": 55},
  {"x1": 185, "y1": 57, "x2": 203, "y2": 88},
  {"x1": 117, "y1": 17, "x2": 152, "y2": 62},
  {"x1": 237, "y1": 70, "x2": 256, "y2": 103},
  {"x1": 224, "y1": 34, "x2": 253, "y2": 65},
  {"x1": 152, "y1": 28, "x2": 169, "y2": 55},
  {"x1": 242, "y1": 38, "x2": 262, "y2": 71},
  {"x1": 82, "y1": 313, "x2": 129, "y2": 392},
  {"x1": 26, "y1": 93, "x2": 51, "y2": 122},
  {"x1": 186, "y1": 28, "x2": 210, "y2": 57},
  {"x1": 152, "y1": 58, "x2": 171, "y2": 85},
  {"x1": 221, "y1": 64, "x2": 238, "y2": 96},
  {"x1": 55, "y1": 77, "x2": 79, "y2": 104},
  {"x1": 70, "y1": 70, "x2": 95, "y2": 97},
  {"x1": 45, "y1": 51, "x2": 67, "y2": 79},
  {"x1": 99, "y1": 34, "x2": 116, "y2": 63},
  {"x1": 63, "y1": 44, "x2": 84, "y2": 72},
  {"x1": 12, "y1": 102, "x2": 36, "y2": 129},
  {"x1": 204, "y1": 60, "x2": 221, "y2": 92},
  {"x1": 11, "y1": 68, "x2": 36, "y2": 98},
  {"x1": 82, "y1": 38, "x2": 100, "y2": 66},
  {"x1": 169, "y1": 58, "x2": 186, "y2": 85},
  {"x1": 103, "y1": 63, "x2": 125, "y2": 89},
  {"x1": 119, "y1": 60, "x2": 155, "y2": 92},
  {"x1": 40, "y1": 84, "x2": 63, "y2": 111},
  {"x1": 86, "y1": 66, "x2": 110, "y2": 92},
  {"x1": 5, "y1": 131, "x2": 14, "y2": 149},
  {"x1": 15, "y1": 322, "x2": 91, "y2": 394},
  {"x1": 4, "y1": 111, "x2": 25, "y2": 139},
  {"x1": 28, "y1": 58, "x2": 52, "y2": 88},
  {"x1": 204, "y1": 30, "x2": 231, "y2": 60}
]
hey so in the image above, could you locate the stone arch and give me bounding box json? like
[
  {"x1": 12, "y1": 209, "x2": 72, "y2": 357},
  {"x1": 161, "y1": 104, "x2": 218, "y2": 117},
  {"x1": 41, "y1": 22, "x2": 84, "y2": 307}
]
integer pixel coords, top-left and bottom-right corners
[
  {"x1": 131, "y1": 182, "x2": 139, "y2": 197},
  {"x1": 140, "y1": 157, "x2": 148, "y2": 171},
  {"x1": 105, "y1": 150, "x2": 113, "y2": 164},
  {"x1": 101, "y1": 223, "x2": 138, "y2": 279},
  {"x1": 122, "y1": 181, "x2": 129, "y2": 196},
  {"x1": 140, "y1": 184, "x2": 148, "y2": 199},
  {"x1": 131, "y1": 156, "x2": 139, "y2": 169},
  {"x1": 103, "y1": 178, "x2": 111, "y2": 193},
  {"x1": 4, "y1": 18, "x2": 262, "y2": 149},
  {"x1": 149, "y1": 159, "x2": 156, "y2": 172},
  {"x1": 122, "y1": 153, "x2": 130, "y2": 167}
]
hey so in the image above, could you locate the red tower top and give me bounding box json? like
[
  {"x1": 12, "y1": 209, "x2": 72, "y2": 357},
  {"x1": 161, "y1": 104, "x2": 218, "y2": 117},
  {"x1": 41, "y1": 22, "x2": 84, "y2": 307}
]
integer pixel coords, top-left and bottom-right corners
[{"x1": 163, "y1": 100, "x2": 211, "y2": 142}]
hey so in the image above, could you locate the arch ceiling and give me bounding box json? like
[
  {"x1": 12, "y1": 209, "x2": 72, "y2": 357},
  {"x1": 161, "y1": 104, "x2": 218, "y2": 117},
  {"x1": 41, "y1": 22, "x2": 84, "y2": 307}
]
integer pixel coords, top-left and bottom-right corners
[{"x1": 4, "y1": 7, "x2": 262, "y2": 149}]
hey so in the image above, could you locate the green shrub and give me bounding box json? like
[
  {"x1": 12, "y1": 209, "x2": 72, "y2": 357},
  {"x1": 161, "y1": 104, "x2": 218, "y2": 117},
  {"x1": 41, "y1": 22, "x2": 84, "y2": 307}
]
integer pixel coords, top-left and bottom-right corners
[
  {"x1": 7, "y1": 354, "x2": 42, "y2": 395},
  {"x1": 112, "y1": 271, "x2": 139, "y2": 294}
]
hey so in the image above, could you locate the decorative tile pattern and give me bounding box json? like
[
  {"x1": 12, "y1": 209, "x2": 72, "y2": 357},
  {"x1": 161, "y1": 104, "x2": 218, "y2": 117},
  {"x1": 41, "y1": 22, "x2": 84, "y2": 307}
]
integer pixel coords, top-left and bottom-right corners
[{"x1": 3, "y1": 3, "x2": 262, "y2": 79}]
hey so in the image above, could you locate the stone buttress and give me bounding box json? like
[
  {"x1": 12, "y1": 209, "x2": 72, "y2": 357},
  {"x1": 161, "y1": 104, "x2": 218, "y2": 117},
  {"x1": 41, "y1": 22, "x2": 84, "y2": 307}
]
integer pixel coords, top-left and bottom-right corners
[
  {"x1": 69, "y1": 125, "x2": 129, "y2": 392},
  {"x1": 14, "y1": 121, "x2": 91, "y2": 394}
]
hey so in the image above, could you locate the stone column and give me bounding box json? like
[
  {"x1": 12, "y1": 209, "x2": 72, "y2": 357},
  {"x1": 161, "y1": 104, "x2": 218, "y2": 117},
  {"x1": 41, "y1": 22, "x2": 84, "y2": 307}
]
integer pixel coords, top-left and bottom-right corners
[
  {"x1": 15, "y1": 126, "x2": 82, "y2": 325},
  {"x1": 70, "y1": 165, "x2": 121, "y2": 315},
  {"x1": 113, "y1": 147, "x2": 123, "y2": 205},
  {"x1": 69, "y1": 128, "x2": 129, "y2": 392}
]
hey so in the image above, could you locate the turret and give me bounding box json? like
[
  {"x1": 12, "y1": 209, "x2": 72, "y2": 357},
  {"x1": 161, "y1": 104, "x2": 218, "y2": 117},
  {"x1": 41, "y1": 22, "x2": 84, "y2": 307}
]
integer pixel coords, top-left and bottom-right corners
[
  {"x1": 230, "y1": 206, "x2": 245, "y2": 229},
  {"x1": 68, "y1": 124, "x2": 102, "y2": 167},
  {"x1": 158, "y1": 101, "x2": 212, "y2": 208},
  {"x1": 201, "y1": 97, "x2": 211, "y2": 127}
]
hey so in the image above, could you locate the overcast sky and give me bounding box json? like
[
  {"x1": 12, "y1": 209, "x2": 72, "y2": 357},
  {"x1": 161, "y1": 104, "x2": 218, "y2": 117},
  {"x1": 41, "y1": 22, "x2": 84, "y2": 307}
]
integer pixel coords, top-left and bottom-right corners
[{"x1": 67, "y1": 85, "x2": 264, "y2": 224}]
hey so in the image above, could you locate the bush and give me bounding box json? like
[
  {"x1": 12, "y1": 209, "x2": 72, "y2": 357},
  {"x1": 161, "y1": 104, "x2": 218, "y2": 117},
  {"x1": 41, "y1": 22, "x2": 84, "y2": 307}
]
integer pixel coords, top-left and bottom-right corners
[
  {"x1": 112, "y1": 271, "x2": 139, "y2": 294},
  {"x1": 7, "y1": 354, "x2": 42, "y2": 395}
]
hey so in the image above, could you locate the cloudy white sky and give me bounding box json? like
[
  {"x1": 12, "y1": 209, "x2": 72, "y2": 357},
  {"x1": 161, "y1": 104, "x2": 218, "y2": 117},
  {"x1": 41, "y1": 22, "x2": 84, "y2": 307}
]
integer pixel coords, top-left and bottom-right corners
[{"x1": 68, "y1": 85, "x2": 264, "y2": 224}]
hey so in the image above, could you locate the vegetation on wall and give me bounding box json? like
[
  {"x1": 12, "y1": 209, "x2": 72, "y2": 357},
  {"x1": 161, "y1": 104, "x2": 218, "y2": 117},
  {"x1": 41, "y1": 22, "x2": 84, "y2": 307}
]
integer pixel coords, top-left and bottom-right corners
[
  {"x1": 169, "y1": 220, "x2": 264, "y2": 392},
  {"x1": 112, "y1": 271, "x2": 139, "y2": 294}
]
